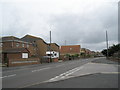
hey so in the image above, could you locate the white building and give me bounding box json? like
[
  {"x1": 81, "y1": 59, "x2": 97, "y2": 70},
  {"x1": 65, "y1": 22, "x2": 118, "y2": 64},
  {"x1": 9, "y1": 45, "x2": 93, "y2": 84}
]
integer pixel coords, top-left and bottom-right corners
[{"x1": 46, "y1": 51, "x2": 59, "y2": 58}]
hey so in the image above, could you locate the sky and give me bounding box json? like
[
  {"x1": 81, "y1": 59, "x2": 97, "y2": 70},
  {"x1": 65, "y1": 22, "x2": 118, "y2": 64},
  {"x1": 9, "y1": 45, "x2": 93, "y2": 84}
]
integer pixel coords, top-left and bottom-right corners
[{"x1": 0, "y1": 0, "x2": 119, "y2": 51}]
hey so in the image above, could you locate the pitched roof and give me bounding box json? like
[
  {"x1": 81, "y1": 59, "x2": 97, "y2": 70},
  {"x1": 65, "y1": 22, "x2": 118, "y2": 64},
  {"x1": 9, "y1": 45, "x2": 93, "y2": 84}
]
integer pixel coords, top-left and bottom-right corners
[
  {"x1": 1, "y1": 36, "x2": 31, "y2": 44},
  {"x1": 1, "y1": 36, "x2": 20, "y2": 41},
  {"x1": 61, "y1": 45, "x2": 80, "y2": 47},
  {"x1": 48, "y1": 43, "x2": 59, "y2": 47},
  {"x1": 21, "y1": 34, "x2": 48, "y2": 44},
  {"x1": 21, "y1": 35, "x2": 43, "y2": 41},
  {"x1": 3, "y1": 48, "x2": 29, "y2": 53}
]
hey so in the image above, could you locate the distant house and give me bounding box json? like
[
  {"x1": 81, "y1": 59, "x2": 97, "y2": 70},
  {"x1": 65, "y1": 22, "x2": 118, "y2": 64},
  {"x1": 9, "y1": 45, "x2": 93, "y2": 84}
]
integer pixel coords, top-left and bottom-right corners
[
  {"x1": 80, "y1": 48, "x2": 86, "y2": 53},
  {"x1": 85, "y1": 49, "x2": 92, "y2": 56},
  {"x1": 60, "y1": 45, "x2": 81, "y2": 60},
  {"x1": 80, "y1": 48, "x2": 86, "y2": 57}
]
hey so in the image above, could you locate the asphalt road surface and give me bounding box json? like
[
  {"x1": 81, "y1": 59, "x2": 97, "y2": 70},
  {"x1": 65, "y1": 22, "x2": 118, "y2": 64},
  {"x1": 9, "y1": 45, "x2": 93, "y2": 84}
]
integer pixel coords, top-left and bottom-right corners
[{"x1": 1, "y1": 57, "x2": 119, "y2": 89}]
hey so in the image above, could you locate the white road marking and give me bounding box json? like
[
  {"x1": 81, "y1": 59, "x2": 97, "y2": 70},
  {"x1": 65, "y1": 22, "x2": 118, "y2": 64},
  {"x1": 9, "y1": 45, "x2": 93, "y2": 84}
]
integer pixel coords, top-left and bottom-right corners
[
  {"x1": 101, "y1": 72, "x2": 120, "y2": 74},
  {"x1": 0, "y1": 74, "x2": 16, "y2": 79},
  {"x1": 48, "y1": 66, "x2": 84, "y2": 82},
  {"x1": 69, "y1": 62, "x2": 75, "y2": 65},
  {"x1": 64, "y1": 67, "x2": 83, "y2": 77},
  {"x1": 55, "y1": 64, "x2": 64, "y2": 67},
  {"x1": 2, "y1": 68, "x2": 34, "y2": 73},
  {"x1": 32, "y1": 67, "x2": 51, "y2": 72}
]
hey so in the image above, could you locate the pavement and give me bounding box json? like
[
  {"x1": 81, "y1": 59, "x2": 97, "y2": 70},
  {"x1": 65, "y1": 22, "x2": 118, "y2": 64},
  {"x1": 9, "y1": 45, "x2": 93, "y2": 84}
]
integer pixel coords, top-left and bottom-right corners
[
  {"x1": 1, "y1": 57, "x2": 119, "y2": 89},
  {"x1": 91, "y1": 58, "x2": 119, "y2": 64}
]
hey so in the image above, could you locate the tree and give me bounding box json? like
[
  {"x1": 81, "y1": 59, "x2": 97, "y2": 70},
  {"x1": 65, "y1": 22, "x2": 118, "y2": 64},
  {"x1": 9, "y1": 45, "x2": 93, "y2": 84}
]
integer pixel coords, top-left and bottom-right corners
[{"x1": 101, "y1": 44, "x2": 120, "y2": 57}]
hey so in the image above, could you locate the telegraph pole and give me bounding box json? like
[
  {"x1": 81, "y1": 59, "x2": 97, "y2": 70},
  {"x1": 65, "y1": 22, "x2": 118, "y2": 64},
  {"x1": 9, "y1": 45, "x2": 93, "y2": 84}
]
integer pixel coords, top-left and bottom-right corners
[
  {"x1": 106, "y1": 30, "x2": 109, "y2": 59},
  {"x1": 50, "y1": 31, "x2": 52, "y2": 62}
]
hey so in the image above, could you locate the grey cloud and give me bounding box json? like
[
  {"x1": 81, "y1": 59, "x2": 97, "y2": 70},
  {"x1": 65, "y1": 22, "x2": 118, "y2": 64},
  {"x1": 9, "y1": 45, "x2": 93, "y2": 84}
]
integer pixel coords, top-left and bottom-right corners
[
  {"x1": 1, "y1": 1, "x2": 118, "y2": 51},
  {"x1": 49, "y1": 3, "x2": 118, "y2": 48}
]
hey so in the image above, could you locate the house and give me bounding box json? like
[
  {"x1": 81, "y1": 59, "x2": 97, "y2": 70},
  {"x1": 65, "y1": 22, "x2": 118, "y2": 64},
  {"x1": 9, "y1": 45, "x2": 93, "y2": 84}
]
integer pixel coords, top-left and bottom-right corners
[
  {"x1": 21, "y1": 35, "x2": 60, "y2": 62},
  {"x1": 85, "y1": 49, "x2": 92, "y2": 56},
  {"x1": 1, "y1": 36, "x2": 39, "y2": 66},
  {"x1": 60, "y1": 45, "x2": 81, "y2": 60},
  {"x1": 2, "y1": 48, "x2": 29, "y2": 65},
  {"x1": 1, "y1": 35, "x2": 60, "y2": 66},
  {"x1": 80, "y1": 48, "x2": 93, "y2": 57},
  {"x1": 21, "y1": 35, "x2": 48, "y2": 58},
  {"x1": 1, "y1": 36, "x2": 36, "y2": 56},
  {"x1": 80, "y1": 48, "x2": 86, "y2": 57}
]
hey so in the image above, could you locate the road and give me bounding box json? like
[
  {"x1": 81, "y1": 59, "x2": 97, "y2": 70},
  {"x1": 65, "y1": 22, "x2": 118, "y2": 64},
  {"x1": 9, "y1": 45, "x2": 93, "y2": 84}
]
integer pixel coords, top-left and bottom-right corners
[{"x1": 1, "y1": 57, "x2": 119, "y2": 89}]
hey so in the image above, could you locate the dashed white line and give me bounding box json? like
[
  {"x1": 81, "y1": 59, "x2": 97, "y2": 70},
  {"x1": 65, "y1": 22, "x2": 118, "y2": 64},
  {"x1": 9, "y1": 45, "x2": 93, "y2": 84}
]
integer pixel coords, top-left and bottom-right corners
[
  {"x1": 0, "y1": 74, "x2": 16, "y2": 79},
  {"x1": 31, "y1": 67, "x2": 51, "y2": 72},
  {"x1": 55, "y1": 64, "x2": 64, "y2": 67}
]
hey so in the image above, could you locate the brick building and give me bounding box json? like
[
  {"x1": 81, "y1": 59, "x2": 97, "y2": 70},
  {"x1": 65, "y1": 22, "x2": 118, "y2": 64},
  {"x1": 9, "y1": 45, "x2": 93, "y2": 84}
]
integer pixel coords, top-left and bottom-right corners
[
  {"x1": 1, "y1": 36, "x2": 39, "y2": 66},
  {"x1": 21, "y1": 35, "x2": 49, "y2": 58},
  {"x1": 60, "y1": 45, "x2": 81, "y2": 60},
  {"x1": 80, "y1": 48, "x2": 94, "y2": 57},
  {"x1": 49, "y1": 43, "x2": 59, "y2": 52},
  {"x1": 1, "y1": 36, "x2": 36, "y2": 55},
  {"x1": 21, "y1": 35, "x2": 60, "y2": 62},
  {"x1": 1, "y1": 35, "x2": 60, "y2": 66}
]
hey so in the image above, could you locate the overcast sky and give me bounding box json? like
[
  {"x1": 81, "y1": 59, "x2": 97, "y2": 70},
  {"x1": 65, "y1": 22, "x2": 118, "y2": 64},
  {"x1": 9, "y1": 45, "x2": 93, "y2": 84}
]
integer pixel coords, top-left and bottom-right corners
[{"x1": 0, "y1": 0, "x2": 119, "y2": 51}]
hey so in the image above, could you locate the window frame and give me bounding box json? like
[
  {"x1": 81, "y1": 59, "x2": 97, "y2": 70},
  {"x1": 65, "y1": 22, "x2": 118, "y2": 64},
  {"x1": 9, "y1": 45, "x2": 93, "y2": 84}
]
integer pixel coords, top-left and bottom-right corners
[{"x1": 16, "y1": 43, "x2": 19, "y2": 47}]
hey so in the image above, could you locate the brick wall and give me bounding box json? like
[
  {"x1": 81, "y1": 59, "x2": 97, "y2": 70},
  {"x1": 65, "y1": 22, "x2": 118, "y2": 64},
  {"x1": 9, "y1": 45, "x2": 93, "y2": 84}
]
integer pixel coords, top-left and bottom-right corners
[
  {"x1": 36, "y1": 40, "x2": 48, "y2": 57},
  {"x1": 53, "y1": 58, "x2": 58, "y2": 62},
  {"x1": 8, "y1": 58, "x2": 40, "y2": 67},
  {"x1": 50, "y1": 43, "x2": 59, "y2": 52}
]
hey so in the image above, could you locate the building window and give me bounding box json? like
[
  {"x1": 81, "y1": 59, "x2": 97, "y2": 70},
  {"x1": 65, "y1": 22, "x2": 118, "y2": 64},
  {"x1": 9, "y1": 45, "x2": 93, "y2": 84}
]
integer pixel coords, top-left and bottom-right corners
[
  {"x1": 27, "y1": 44, "x2": 29, "y2": 48},
  {"x1": 34, "y1": 48, "x2": 36, "y2": 51},
  {"x1": 22, "y1": 53, "x2": 28, "y2": 58},
  {"x1": 70, "y1": 48, "x2": 72, "y2": 50},
  {"x1": 16, "y1": 43, "x2": 19, "y2": 47},
  {"x1": 0, "y1": 43, "x2": 3, "y2": 47},
  {"x1": 22, "y1": 44, "x2": 25, "y2": 47}
]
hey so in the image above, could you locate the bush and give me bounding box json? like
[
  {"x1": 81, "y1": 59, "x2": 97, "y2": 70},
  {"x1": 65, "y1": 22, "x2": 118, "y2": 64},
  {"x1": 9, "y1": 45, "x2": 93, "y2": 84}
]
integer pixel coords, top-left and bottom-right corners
[
  {"x1": 74, "y1": 54, "x2": 79, "y2": 57},
  {"x1": 65, "y1": 54, "x2": 70, "y2": 58}
]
